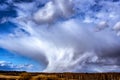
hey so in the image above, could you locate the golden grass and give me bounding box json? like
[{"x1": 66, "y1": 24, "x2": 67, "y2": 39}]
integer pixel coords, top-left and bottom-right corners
[{"x1": 0, "y1": 71, "x2": 120, "y2": 80}]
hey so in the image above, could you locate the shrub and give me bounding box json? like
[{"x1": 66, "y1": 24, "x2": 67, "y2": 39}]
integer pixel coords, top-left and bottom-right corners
[{"x1": 18, "y1": 73, "x2": 32, "y2": 80}]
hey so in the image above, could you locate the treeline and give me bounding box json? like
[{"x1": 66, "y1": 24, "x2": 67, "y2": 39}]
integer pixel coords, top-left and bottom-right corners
[
  {"x1": 0, "y1": 70, "x2": 26, "y2": 73},
  {"x1": 0, "y1": 70, "x2": 26, "y2": 76}
]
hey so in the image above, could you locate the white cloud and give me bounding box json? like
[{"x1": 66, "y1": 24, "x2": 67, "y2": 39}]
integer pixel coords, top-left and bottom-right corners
[
  {"x1": 0, "y1": 0, "x2": 120, "y2": 72},
  {"x1": 0, "y1": 19, "x2": 120, "y2": 72},
  {"x1": 113, "y1": 21, "x2": 120, "y2": 31},
  {"x1": 94, "y1": 21, "x2": 109, "y2": 32},
  {"x1": 0, "y1": 61, "x2": 11, "y2": 67},
  {"x1": 0, "y1": 60, "x2": 34, "y2": 71},
  {"x1": 33, "y1": 1, "x2": 57, "y2": 24},
  {"x1": 33, "y1": 0, "x2": 74, "y2": 24}
]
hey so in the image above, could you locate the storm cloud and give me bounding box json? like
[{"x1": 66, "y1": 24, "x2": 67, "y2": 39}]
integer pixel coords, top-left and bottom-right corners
[{"x1": 0, "y1": 0, "x2": 120, "y2": 72}]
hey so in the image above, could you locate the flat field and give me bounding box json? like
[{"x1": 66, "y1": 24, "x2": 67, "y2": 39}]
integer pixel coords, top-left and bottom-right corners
[{"x1": 0, "y1": 71, "x2": 120, "y2": 80}]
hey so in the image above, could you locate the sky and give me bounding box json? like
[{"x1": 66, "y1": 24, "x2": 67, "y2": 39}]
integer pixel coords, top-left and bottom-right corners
[{"x1": 0, "y1": 0, "x2": 120, "y2": 72}]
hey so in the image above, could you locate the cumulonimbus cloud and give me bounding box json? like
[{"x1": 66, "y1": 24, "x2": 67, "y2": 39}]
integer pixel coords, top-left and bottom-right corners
[{"x1": 0, "y1": 0, "x2": 120, "y2": 72}]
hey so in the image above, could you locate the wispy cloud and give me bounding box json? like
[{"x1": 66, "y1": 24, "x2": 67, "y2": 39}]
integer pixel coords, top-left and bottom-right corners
[{"x1": 0, "y1": 0, "x2": 120, "y2": 72}]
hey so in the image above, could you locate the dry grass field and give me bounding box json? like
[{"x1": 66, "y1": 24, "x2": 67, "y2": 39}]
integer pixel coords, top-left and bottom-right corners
[{"x1": 0, "y1": 71, "x2": 120, "y2": 80}]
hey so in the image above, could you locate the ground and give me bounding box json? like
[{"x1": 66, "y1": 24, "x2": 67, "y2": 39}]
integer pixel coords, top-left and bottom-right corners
[{"x1": 0, "y1": 71, "x2": 120, "y2": 80}]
